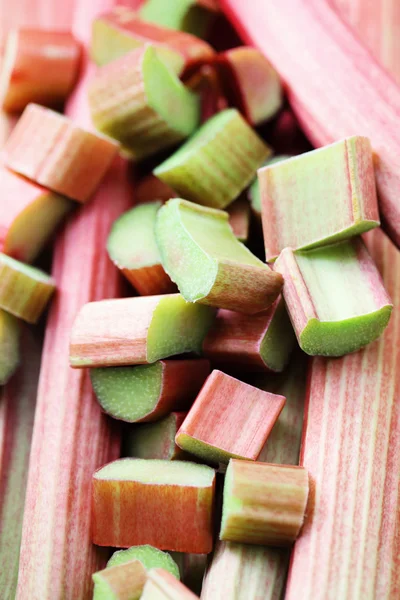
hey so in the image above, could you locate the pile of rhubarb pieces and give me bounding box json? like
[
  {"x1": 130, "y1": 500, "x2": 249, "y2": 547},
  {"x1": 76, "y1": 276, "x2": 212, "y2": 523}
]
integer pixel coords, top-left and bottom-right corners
[{"x1": 0, "y1": 1, "x2": 399, "y2": 599}]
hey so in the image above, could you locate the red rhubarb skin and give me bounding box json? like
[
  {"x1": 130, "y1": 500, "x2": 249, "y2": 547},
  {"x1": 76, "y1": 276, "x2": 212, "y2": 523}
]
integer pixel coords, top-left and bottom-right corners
[
  {"x1": 123, "y1": 263, "x2": 176, "y2": 296},
  {"x1": 221, "y1": 0, "x2": 400, "y2": 248},
  {"x1": 176, "y1": 370, "x2": 286, "y2": 461},
  {"x1": 1, "y1": 30, "x2": 82, "y2": 113},
  {"x1": 92, "y1": 464, "x2": 215, "y2": 553},
  {"x1": 146, "y1": 568, "x2": 199, "y2": 599},
  {"x1": 0, "y1": 0, "x2": 75, "y2": 37}
]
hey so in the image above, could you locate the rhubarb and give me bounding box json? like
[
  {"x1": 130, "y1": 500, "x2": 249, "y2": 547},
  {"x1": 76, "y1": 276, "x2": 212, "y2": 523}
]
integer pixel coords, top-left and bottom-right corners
[
  {"x1": 107, "y1": 202, "x2": 175, "y2": 295},
  {"x1": 108, "y1": 545, "x2": 180, "y2": 579},
  {"x1": 89, "y1": 45, "x2": 200, "y2": 160},
  {"x1": 0, "y1": 29, "x2": 81, "y2": 113},
  {"x1": 125, "y1": 412, "x2": 188, "y2": 461},
  {"x1": 170, "y1": 553, "x2": 207, "y2": 595},
  {"x1": 274, "y1": 239, "x2": 393, "y2": 356},
  {"x1": 203, "y1": 297, "x2": 295, "y2": 372},
  {"x1": 185, "y1": 65, "x2": 227, "y2": 123},
  {"x1": 220, "y1": 0, "x2": 400, "y2": 247},
  {"x1": 0, "y1": 330, "x2": 39, "y2": 598},
  {"x1": 92, "y1": 458, "x2": 215, "y2": 553},
  {"x1": 0, "y1": 253, "x2": 55, "y2": 323},
  {"x1": 216, "y1": 46, "x2": 282, "y2": 125},
  {"x1": 226, "y1": 196, "x2": 250, "y2": 242},
  {"x1": 248, "y1": 155, "x2": 291, "y2": 218},
  {"x1": 259, "y1": 137, "x2": 379, "y2": 260},
  {"x1": 70, "y1": 294, "x2": 215, "y2": 367},
  {"x1": 142, "y1": 568, "x2": 199, "y2": 599},
  {"x1": 0, "y1": 309, "x2": 20, "y2": 384},
  {"x1": 0, "y1": 166, "x2": 72, "y2": 263},
  {"x1": 176, "y1": 370, "x2": 286, "y2": 464},
  {"x1": 93, "y1": 560, "x2": 147, "y2": 600},
  {"x1": 220, "y1": 460, "x2": 309, "y2": 546},
  {"x1": 154, "y1": 109, "x2": 271, "y2": 209},
  {"x1": 155, "y1": 199, "x2": 283, "y2": 314},
  {"x1": 3, "y1": 103, "x2": 118, "y2": 203},
  {"x1": 136, "y1": 174, "x2": 176, "y2": 205},
  {"x1": 91, "y1": 8, "x2": 215, "y2": 73},
  {"x1": 90, "y1": 359, "x2": 210, "y2": 422},
  {"x1": 139, "y1": 0, "x2": 218, "y2": 37}
]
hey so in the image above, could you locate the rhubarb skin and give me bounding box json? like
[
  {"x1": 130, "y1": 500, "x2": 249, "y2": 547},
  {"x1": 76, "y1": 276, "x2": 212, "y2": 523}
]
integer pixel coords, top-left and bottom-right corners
[
  {"x1": 92, "y1": 458, "x2": 215, "y2": 553},
  {"x1": 176, "y1": 370, "x2": 286, "y2": 464},
  {"x1": 184, "y1": 64, "x2": 227, "y2": 123},
  {"x1": 203, "y1": 298, "x2": 295, "y2": 372},
  {"x1": 2, "y1": 103, "x2": 118, "y2": 203},
  {"x1": 221, "y1": 0, "x2": 400, "y2": 249},
  {"x1": 0, "y1": 166, "x2": 72, "y2": 263},
  {"x1": 216, "y1": 46, "x2": 282, "y2": 126},
  {"x1": 0, "y1": 330, "x2": 39, "y2": 598},
  {"x1": 226, "y1": 196, "x2": 250, "y2": 242},
  {"x1": 136, "y1": 174, "x2": 176, "y2": 205},
  {"x1": 93, "y1": 559, "x2": 147, "y2": 600},
  {"x1": 260, "y1": 137, "x2": 379, "y2": 260},
  {"x1": 142, "y1": 568, "x2": 199, "y2": 599},
  {"x1": 91, "y1": 8, "x2": 215, "y2": 73},
  {"x1": 249, "y1": 155, "x2": 291, "y2": 219},
  {"x1": 0, "y1": 308, "x2": 20, "y2": 384},
  {"x1": 0, "y1": 29, "x2": 81, "y2": 113},
  {"x1": 0, "y1": 112, "x2": 16, "y2": 148},
  {"x1": 70, "y1": 294, "x2": 216, "y2": 368},
  {"x1": 275, "y1": 239, "x2": 393, "y2": 356},
  {"x1": 125, "y1": 412, "x2": 189, "y2": 460}
]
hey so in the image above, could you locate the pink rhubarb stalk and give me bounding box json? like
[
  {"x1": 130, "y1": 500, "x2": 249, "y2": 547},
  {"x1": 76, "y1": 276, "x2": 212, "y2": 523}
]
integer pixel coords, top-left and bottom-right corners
[{"x1": 142, "y1": 568, "x2": 199, "y2": 599}]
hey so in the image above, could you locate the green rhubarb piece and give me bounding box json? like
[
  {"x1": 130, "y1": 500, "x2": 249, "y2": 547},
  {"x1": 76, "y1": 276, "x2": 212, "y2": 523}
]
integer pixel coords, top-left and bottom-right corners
[
  {"x1": 249, "y1": 155, "x2": 291, "y2": 216},
  {"x1": 139, "y1": 0, "x2": 215, "y2": 38},
  {"x1": 108, "y1": 545, "x2": 180, "y2": 579},
  {"x1": 93, "y1": 560, "x2": 146, "y2": 600},
  {"x1": 125, "y1": 413, "x2": 185, "y2": 460},
  {"x1": 154, "y1": 109, "x2": 271, "y2": 209},
  {"x1": 89, "y1": 45, "x2": 200, "y2": 161},
  {"x1": 275, "y1": 239, "x2": 393, "y2": 356},
  {"x1": 155, "y1": 198, "x2": 283, "y2": 313},
  {"x1": 0, "y1": 309, "x2": 20, "y2": 384}
]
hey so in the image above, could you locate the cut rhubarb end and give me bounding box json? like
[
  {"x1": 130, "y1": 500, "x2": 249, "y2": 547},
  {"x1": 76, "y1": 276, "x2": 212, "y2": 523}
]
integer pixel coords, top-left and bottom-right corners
[
  {"x1": 89, "y1": 45, "x2": 200, "y2": 161},
  {"x1": 260, "y1": 137, "x2": 380, "y2": 261},
  {"x1": 203, "y1": 297, "x2": 295, "y2": 372},
  {"x1": 142, "y1": 568, "x2": 199, "y2": 599},
  {"x1": 93, "y1": 559, "x2": 147, "y2": 600},
  {"x1": 0, "y1": 253, "x2": 55, "y2": 323},
  {"x1": 0, "y1": 167, "x2": 72, "y2": 263},
  {"x1": 176, "y1": 370, "x2": 286, "y2": 464},
  {"x1": 2, "y1": 103, "x2": 118, "y2": 203},
  {"x1": 91, "y1": 8, "x2": 214, "y2": 73},
  {"x1": 155, "y1": 199, "x2": 283, "y2": 314},
  {"x1": 227, "y1": 196, "x2": 250, "y2": 242},
  {"x1": 220, "y1": 460, "x2": 309, "y2": 546},
  {"x1": 92, "y1": 458, "x2": 215, "y2": 553},
  {"x1": 249, "y1": 155, "x2": 291, "y2": 218},
  {"x1": 154, "y1": 109, "x2": 271, "y2": 210},
  {"x1": 275, "y1": 239, "x2": 393, "y2": 356},
  {"x1": 125, "y1": 412, "x2": 188, "y2": 461},
  {"x1": 90, "y1": 359, "x2": 210, "y2": 423},
  {"x1": 70, "y1": 294, "x2": 216, "y2": 368},
  {"x1": 216, "y1": 46, "x2": 282, "y2": 126},
  {"x1": 139, "y1": 0, "x2": 217, "y2": 38},
  {"x1": 0, "y1": 29, "x2": 81, "y2": 113},
  {"x1": 107, "y1": 201, "x2": 175, "y2": 295},
  {"x1": 108, "y1": 545, "x2": 180, "y2": 579},
  {"x1": 0, "y1": 309, "x2": 20, "y2": 384}
]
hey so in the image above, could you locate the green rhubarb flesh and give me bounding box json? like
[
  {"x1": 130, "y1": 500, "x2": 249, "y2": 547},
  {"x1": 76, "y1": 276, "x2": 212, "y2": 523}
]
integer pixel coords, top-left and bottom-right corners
[
  {"x1": 95, "y1": 458, "x2": 215, "y2": 486},
  {"x1": 220, "y1": 460, "x2": 241, "y2": 535},
  {"x1": 154, "y1": 109, "x2": 271, "y2": 209},
  {"x1": 155, "y1": 198, "x2": 267, "y2": 303},
  {"x1": 0, "y1": 309, "x2": 20, "y2": 384},
  {"x1": 139, "y1": 0, "x2": 213, "y2": 36},
  {"x1": 250, "y1": 155, "x2": 291, "y2": 216},
  {"x1": 0, "y1": 253, "x2": 53, "y2": 282},
  {"x1": 125, "y1": 414, "x2": 180, "y2": 460},
  {"x1": 259, "y1": 299, "x2": 296, "y2": 372},
  {"x1": 177, "y1": 433, "x2": 249, "y2": 465},
  {"x1": 107, "y1": 202, "x2": 162, "y2": 269},
  {"x1": 108, "y1": 545, "x2": 180, "y2": 579},
  {"x1": 90, "y1": 363, "x2": 162, "y2": 423}
]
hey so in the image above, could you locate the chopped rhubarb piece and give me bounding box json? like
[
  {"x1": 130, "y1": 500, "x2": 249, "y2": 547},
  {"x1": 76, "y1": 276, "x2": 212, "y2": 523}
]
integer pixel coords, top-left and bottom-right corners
[
  {"x1": 2, "y1": 103, "x2": 118, "y2": 203},
  {"x1": 70, "y1": 294, "x2": 216, "y2": 368},
  {"x1": 0, "y1": 167, "x2": 72, "y2": 263},
  {"x1": 155, "y1": 199, "x2": 283, "y2": 314},
  {"x1": 154, "y1": 109, "x2": 271, "y2": 209},
  {"x1": 0, "y1": 309, "x2": 20, "y2": 384},
  {"x1": 142, "y1": 568, "x2": 199, "y2": 599},
  {"x1": 184, "y1": 65, "x2": 227, "y2": 123},
  {"x1": 136, "y1": 174, "x2": 176, "y2": 205},
  {"x1": 0, "y1": 113, "x2": 16, "y2": 148},
  {"x1": 90, "y1": 359, "x2": 210, "y2": 423},
  {"x1": 92, "y1": 560, "x2": 147, "y2": 600},
  {"x1": 139, "y1": 0, "x2": 218, "y2": 38},
  {"x1": 170, "y1": 553, "x2": 206, "y2": 596},
  {"x1": 91, "y1": 8, "x2": 215, "y2": 73},
  {"x1": 221, "y1": 0, "x2": 400, "y2": 248},
  {"x1": 203, "y1": 298, "x2": 295, "y2": 372},
  {"x1": 220, "y1": 460, "x2": 309, "y2": 546},
  {"x1": 0, "y1": 253, "x2": 55, "y2": 323},
  {"x1": 107, "y1": 202, "x2": 175, "y2": 295},
  {"x1": 125, "y1": 412, "x2": 188, "y2": 461},
  {"x1": 260, "y1": 137, "x2": 379, "y2": 260},
  {"x1": 249, "y1": 155, "x2": 291, "y2": 218},
  {"x1": 275, "y1": 239, "x2": 393, "y2": 356},
  {"x1": 216, "y1": 46, "x2": 282, "y2": 126},
  {"x1": 108, "y1": 545, "x2": 180, "y2": 578},
  {"x1": 176, "y1": 370, "x2": 285, "y2": 464},
  {"x1": 92, "y1": 458, "x2": 215, "y2": 553},
  {"x1": 0, "y1": 29, "x2": 81, "y2": 113},
  {"x1": 0, "y1": 330, "x2": 39, "y2": 598},
  {"x1": 89, "y1": 45, "x2": 200, "y2": 160},
  {"x1": 226, "y1": 196, "x2": 250, "y2": 242}
]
